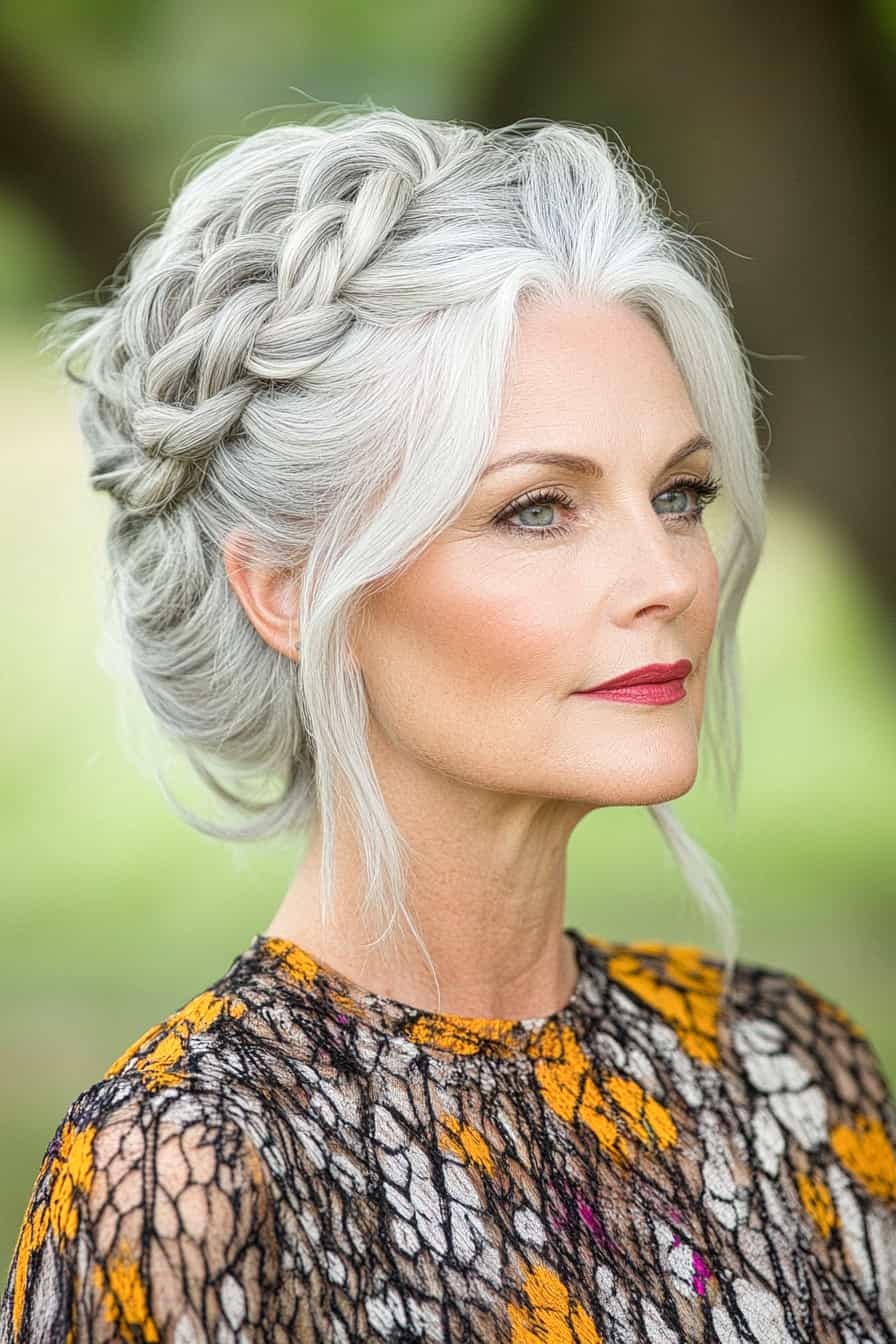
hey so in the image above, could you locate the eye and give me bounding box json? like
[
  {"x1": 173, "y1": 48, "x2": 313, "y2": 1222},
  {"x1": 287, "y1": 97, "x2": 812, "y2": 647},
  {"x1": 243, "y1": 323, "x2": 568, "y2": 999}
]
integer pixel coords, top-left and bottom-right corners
[
  {"x1": 492, "y1": 487, "x2": 575, "y2": 541},
  {"x1": 492, "y1": 474, "x2": 723, "y2": 542},
  {"x1": 657, "y1": 474, "x2": 723, "y2": 523}
]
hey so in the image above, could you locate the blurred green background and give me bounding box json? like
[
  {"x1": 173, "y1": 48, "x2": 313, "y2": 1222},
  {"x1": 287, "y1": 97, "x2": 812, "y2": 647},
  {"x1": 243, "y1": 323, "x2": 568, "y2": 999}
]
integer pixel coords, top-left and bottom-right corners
[{"x1": 2, "y1": 0, "x2": 894, "y2": 1277}]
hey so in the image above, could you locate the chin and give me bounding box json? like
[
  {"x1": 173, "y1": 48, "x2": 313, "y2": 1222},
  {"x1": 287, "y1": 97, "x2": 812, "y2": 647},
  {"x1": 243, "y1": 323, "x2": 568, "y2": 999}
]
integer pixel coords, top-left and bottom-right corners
[
  {"x1": 601, "y1": 764, "x2": 699, "y2": 808},
  {"x1": 652, "y1": 778, "x2": 698, "y2": 805}
]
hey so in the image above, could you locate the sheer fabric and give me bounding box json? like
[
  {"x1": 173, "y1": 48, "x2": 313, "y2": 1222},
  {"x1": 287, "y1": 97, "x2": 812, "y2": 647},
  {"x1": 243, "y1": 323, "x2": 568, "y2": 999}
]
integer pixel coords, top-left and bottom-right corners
[{"x1": 3, "y1": 930, "x2": 894, "y2": 1342}]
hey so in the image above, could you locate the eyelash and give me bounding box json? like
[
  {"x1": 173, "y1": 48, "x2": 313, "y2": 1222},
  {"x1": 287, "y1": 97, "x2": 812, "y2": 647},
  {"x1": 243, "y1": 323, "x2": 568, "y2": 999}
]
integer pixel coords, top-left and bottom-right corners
[{"x1": 492, "y1": 473, "x2": 723, "y2": 541}]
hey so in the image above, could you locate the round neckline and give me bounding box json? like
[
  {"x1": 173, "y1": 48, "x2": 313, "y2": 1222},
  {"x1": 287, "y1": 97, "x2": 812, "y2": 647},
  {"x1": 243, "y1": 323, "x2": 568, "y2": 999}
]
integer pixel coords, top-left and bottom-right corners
[{"x1": 246, "y1": 926, "x2": 596, "y2": 1062}]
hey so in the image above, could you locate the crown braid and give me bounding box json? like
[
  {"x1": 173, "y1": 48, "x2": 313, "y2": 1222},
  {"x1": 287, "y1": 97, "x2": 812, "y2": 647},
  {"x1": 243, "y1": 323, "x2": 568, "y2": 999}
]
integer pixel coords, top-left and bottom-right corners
[{"x1": 93, "y1": 127, "x2": 434, "y2": 516}]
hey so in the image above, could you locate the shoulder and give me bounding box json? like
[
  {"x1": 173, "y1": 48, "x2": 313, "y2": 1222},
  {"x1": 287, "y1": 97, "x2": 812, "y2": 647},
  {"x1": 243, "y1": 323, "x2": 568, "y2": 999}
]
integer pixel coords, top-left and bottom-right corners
[
  {"x1": 724, "y1": 955, "x2": 896, "y2": 1198},
  {"x1": 724, "y1": 952, "x2": 893, "y2": 1119},
  {"x1": 598, "y1": 936, "x2": 896, "y2": 1184},
  {"x1": 0, "y1": 1069, "x2": 277, "y2": 1343},
  {"x1": 589, "y1": 939, "x2": 896, "y2": 1330},
  {"x1": 590, "y1": 935, "x2": 894, "y2": 1115},
  {"x1": 592, "y1": 937, "x2": 880, "y2": 1048},
  {"x1": 99, "y1": 966, "x2": 259, "y2": 1091},
  {"x1": 0, "y1": 962, "x2": 290, "y2": 1344}
]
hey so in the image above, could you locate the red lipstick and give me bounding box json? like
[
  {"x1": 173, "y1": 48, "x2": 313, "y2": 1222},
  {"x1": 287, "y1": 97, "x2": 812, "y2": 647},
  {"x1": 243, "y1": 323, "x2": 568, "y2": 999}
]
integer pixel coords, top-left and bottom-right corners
[{"x1": 575, "y1": 659, "x2": 692, "y2": 705}]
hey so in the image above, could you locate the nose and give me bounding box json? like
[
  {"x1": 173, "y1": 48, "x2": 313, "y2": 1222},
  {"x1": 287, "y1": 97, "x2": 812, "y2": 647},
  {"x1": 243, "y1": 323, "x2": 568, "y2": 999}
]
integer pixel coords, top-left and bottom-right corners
[{"x1": 607, "y1": 513, "x2": 700, "y2": 620}]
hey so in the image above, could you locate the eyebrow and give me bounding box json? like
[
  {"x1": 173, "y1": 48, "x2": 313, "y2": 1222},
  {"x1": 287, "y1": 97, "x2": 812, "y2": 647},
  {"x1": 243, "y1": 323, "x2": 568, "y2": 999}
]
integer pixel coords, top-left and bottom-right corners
[{"x1": 479, "y1": 433, "x2": 714, "y2": 481}]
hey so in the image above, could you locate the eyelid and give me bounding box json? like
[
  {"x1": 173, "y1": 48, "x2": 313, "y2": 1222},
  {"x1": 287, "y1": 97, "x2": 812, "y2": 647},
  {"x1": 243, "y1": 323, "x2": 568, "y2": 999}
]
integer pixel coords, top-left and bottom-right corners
[
  {"x1": 494, "y1": 470, "x2": 711, "y2": 512},
  {"x1": 491, "y1": 484, "x2": 575, "y2": 522}
]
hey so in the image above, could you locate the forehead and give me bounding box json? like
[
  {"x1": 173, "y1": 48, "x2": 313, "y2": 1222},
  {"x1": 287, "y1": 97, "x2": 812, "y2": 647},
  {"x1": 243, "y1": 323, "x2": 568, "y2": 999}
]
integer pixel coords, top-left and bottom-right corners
[{"x1": 499, "y1": 300, "x2": 696, "y2": 440}]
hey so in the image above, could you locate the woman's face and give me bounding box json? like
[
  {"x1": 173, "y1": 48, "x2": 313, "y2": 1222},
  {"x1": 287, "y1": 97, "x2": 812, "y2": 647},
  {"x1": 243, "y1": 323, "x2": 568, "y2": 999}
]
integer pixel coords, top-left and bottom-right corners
[{"x1": 353, "y1": 299, "x2": 721, "y2": 815}]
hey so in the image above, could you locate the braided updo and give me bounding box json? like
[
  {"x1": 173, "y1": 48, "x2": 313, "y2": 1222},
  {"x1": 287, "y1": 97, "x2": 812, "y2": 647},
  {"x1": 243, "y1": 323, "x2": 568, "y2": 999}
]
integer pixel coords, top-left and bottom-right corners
[{"x1": 47, "y1": 104, "x2": 766, "y2": 971}]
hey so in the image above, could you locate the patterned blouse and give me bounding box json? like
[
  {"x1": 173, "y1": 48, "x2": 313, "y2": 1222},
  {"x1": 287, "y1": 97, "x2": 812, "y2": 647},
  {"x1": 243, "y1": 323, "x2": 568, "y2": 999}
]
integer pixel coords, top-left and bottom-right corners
[{"x1": 2, "y1": 929, "x2": 895, "y2": 1343}]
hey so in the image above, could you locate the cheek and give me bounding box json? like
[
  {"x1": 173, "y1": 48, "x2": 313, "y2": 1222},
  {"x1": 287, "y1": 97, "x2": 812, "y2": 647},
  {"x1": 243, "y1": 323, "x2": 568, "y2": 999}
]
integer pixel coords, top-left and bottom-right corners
[
  {"x1": 354, "y1": 550, "x2": 581, "y2": 787},
  {"x1": 688, "y1": 546, "x2": 720, "y2": 718},
  {"x1": 358, "y1": 550, "x2": 573, "y2": 704},
  {"x1": 697, "y1": 544, "x2": 720, "y2": 638}
]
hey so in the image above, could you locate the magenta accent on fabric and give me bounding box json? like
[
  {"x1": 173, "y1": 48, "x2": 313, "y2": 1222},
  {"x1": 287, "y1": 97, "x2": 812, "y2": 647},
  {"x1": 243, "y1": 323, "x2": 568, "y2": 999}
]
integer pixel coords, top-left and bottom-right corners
[{"x1": 692, "y1": 1251, "x2": 711, "y2": 1296}]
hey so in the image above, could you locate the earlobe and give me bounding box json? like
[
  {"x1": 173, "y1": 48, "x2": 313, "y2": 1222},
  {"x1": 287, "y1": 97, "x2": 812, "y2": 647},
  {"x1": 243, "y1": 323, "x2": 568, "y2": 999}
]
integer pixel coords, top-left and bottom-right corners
[{"x1": 222, "y1": 529, "x2": 300, "y2": 662}]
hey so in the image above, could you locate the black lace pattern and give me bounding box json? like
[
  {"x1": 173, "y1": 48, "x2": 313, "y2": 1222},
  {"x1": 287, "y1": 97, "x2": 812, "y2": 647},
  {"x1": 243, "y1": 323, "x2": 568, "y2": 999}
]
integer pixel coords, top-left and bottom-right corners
[{"x1": 3, "y1": 930, "x2": 894, "y2": 1342}]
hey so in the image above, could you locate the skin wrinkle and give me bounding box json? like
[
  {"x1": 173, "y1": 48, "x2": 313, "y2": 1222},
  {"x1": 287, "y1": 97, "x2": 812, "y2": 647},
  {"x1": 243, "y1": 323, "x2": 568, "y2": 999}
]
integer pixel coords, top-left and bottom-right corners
[{"x1": 224, "y1": 300, "x2": 719, "y2": 1023}]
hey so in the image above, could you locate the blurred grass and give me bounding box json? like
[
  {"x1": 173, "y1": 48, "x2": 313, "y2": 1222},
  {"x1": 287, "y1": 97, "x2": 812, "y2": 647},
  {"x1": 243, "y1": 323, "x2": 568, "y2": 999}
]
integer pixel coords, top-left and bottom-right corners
[{"x1": 1, "y1": 314, "x2": 894, "y2": 1274}]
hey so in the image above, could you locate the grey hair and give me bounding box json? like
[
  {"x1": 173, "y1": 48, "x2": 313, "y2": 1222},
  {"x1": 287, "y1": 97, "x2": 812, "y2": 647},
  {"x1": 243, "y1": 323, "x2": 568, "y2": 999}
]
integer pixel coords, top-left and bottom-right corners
[{"x1": 45, "y1": 104, "x2": 767, "y2": 1001}]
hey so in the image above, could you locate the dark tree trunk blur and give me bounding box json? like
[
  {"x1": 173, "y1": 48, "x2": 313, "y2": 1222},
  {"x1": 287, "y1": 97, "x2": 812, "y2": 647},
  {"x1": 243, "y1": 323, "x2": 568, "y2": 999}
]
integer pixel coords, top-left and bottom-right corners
[
  {"x1": 0, "y1": 48, "x2": 143, "y2": 294},
  {"x1": 475, "y1": 0, "x2": 895, "y2": 620}
]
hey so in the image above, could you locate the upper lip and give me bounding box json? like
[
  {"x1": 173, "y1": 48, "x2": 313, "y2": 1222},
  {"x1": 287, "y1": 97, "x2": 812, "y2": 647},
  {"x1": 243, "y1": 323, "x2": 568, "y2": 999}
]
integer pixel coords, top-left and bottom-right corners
[{"x1": 578, "y1": 659, "x2": 693, "y2": 692}]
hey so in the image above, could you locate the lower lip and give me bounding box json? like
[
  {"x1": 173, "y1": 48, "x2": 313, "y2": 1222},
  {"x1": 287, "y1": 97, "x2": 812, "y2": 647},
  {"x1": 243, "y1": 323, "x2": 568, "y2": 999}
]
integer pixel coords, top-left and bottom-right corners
[{"x1": 576, "y1": 679, "x2": 687, "y2": 704}]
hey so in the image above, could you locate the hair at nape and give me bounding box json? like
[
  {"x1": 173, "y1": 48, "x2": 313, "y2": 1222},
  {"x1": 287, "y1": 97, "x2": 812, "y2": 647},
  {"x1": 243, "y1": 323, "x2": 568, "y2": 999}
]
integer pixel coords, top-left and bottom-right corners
[{"x1": 44, "y1": 101, "x2": 768, "y2": 995}]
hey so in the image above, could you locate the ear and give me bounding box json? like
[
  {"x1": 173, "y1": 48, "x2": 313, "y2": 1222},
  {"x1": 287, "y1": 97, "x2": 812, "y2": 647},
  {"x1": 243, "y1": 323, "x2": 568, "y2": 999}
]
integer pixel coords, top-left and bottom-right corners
[{"x1": 223, "y1": 529, "x2": 301, "y2": 662}]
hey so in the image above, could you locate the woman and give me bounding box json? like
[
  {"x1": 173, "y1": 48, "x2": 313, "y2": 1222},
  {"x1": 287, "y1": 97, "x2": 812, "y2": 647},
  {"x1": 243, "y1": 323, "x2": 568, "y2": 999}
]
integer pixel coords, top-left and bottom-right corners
[{"x1": 2, "y1": 106, "x2": 893, "y2": 1343}]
